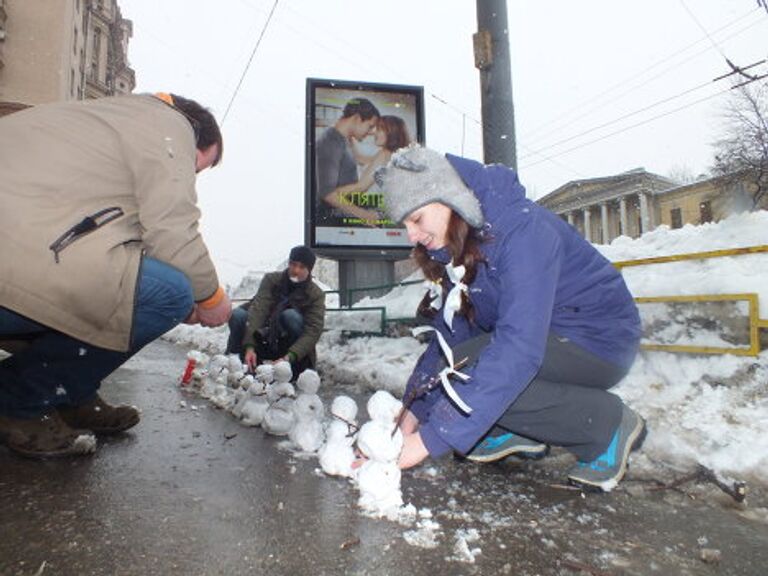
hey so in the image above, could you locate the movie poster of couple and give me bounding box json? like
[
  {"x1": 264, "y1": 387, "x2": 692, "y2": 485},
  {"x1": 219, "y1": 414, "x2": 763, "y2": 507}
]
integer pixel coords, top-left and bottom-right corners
[{"x1": 307, "y1": 78, "x2": 424, "y2": 254}]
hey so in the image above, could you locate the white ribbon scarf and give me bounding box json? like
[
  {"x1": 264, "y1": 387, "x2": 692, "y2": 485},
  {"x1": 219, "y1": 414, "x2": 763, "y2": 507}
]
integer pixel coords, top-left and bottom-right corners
[
  {"x1": 412, "y1": 326, "x2": 473, "y2": 414},
  {"x1": 443, "y1": 262, "x2": 468, "y2": 331},
  {"x1": 423, "y1": 280, "x2": 443, "y2": 311}
]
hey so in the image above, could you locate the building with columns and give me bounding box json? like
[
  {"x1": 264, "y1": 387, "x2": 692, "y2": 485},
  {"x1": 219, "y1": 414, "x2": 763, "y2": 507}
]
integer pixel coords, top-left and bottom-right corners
[
  {"x1": 537, "y1": 168, "x2": 677, "y2": 243},
  {"x1": 538, "y1": 168, "x2": 764, "y2": 244},
  {"x1": 0, "y1": 0, "x2": 133, "y2": 115}
]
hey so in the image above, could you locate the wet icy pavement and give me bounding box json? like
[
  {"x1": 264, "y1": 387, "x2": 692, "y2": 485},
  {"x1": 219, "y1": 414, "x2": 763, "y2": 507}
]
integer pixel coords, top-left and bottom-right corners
[{"x1": 1, "y1": 340, "x2": 767, "y2": 576}]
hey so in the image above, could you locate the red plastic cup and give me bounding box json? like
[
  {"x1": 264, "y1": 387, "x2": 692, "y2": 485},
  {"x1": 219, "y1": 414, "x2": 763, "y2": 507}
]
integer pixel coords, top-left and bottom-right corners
[{"x1": 181, "y1": 358, "x2": 197, "y2": 385}]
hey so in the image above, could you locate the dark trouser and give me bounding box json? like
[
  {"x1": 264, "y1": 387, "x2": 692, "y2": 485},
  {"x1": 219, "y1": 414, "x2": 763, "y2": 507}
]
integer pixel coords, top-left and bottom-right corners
[
  {"x1": 225, "y1": 305, "x2": 250, "y2": 356},
  {"x1": 457, "y1": 333, "x2": 630, "y2": 462},
  {"x1": 226, "y1": 307, "x2": 310, "y2": 373},
  {"x1": 0, "y1": 258, "x2": 194, "y2": 418}
]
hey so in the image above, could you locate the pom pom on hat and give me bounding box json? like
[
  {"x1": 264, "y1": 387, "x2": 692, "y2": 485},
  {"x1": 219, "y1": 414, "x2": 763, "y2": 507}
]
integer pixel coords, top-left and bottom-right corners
[{"x1": 377, "y1": 145, "x2": 484, "y2": 228}]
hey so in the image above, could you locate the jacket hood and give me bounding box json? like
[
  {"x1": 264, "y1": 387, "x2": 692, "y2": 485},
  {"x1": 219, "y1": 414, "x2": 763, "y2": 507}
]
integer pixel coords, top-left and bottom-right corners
[{"x1": 445, "y1": 154, "x2": 528, "y2": 227}]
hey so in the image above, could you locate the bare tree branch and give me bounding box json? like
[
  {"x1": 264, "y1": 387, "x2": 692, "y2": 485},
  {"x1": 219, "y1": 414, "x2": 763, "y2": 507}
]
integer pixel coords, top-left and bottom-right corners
[{"x1": 711, "y1": 81, "x2": 768, "y2": 210}]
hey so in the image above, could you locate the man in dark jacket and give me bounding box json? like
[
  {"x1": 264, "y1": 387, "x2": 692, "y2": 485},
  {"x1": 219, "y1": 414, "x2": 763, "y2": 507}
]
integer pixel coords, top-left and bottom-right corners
[{"x1": 227, "y1": 246, "x2": 325, "y2": 377}]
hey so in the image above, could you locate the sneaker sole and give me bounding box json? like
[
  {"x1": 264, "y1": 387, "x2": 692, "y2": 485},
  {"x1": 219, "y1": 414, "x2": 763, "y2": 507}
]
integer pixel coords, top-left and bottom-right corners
[
  {"x1": 568, "y1": 417, "x2": 647, "y2": 493},
  {"x1": 466, "y1": 443, "x2": 550, "y2": 463}
]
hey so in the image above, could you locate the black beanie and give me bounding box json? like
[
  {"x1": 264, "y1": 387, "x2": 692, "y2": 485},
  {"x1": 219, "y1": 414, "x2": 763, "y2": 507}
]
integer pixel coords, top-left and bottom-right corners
[{"x1": 289, "y1": 245, "x2": 316, "y2": 271}]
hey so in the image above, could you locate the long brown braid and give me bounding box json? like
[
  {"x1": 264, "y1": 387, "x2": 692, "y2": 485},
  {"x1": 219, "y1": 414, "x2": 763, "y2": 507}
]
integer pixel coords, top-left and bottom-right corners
[{"x1": 413, "y1": 211, "x2": 487, "y2": 322}]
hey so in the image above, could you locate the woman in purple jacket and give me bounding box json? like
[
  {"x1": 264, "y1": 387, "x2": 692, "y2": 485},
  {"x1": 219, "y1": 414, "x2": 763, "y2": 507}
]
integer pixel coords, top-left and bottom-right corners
[{"x1": 377, "y1": 145, "x2": 645, "y2": 492}]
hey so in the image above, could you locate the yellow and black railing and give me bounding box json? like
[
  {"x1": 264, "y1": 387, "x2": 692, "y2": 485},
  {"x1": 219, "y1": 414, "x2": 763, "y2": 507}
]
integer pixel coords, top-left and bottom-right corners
[{"x1": 614, "y1": 245, "x2": 768, "y2": 357}]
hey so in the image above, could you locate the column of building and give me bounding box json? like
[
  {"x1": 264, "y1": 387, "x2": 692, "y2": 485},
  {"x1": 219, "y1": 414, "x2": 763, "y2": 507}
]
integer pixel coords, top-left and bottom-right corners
[
  {"x1": 639, "y1": 191, "x2": 652, "y2": 234},
  {"x1": 582, "y1": 207, "x2": 592, "y2": 242}
]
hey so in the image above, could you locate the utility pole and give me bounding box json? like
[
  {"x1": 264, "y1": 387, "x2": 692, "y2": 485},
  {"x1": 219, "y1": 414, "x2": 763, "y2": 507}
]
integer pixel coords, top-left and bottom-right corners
[{"x1": 474, "y1": 0, "x2": 517, "y2": 170}]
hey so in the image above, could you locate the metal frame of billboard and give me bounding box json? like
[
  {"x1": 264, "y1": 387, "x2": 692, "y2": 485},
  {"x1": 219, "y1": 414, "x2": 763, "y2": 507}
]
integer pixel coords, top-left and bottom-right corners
[{"x1": 304, "y1": 77, "x2": 425, "y2": 261}]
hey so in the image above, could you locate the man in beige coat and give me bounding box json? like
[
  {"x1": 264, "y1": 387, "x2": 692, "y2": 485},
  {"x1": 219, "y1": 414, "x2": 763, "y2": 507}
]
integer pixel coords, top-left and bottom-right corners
[{"x1": 0, "y1": 93, "x2": 232, "y2": 458}]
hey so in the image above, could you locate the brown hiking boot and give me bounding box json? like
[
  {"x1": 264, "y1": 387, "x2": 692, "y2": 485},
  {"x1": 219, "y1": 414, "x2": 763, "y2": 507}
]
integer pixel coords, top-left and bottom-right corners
[
  {"x1": 57, "y1": 394, "x2": 140, "y2": 435},
  {"x1": 0, "y1": 411, "x2": 97, "y2": 458}
]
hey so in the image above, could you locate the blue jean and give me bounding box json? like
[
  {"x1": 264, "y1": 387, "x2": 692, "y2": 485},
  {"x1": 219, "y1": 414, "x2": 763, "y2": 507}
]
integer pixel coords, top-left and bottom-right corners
[
  {"x1": 226, "y1": 306, "x2": 304, "y2": 358},
  {"x1": 0, "y1": 257, "x2": 194, "y2": 418}
]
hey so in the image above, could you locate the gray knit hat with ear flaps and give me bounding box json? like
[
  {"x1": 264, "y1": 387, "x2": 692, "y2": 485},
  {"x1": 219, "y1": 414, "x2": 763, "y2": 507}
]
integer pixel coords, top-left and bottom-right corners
[{"x1": 376, "y1": 145, "x2": 484, "y2": 228}]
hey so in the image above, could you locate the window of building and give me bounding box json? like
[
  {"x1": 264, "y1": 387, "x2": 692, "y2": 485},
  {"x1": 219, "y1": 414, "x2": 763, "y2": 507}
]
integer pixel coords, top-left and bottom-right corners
[
  {"x1": 92, "y1": 28, "x2": 102, "y2": 80},
  {"x1": 73, "y1": 28, "x2": 78, "y2": 54},
  {"x1": 670, "y1": 207, "x2": 682, "y2": 229},
  {"x1": 699, "y1": 200, "x2": 713, "y2": 224},
  {"x1": 70, "y1": 68, "x2": 76, "y2": 96}
]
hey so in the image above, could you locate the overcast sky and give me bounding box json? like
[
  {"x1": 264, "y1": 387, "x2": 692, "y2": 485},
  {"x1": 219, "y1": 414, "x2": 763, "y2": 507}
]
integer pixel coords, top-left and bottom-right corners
[{"x1": 119, "y1": 0, "x2": 767, "y2": 285}]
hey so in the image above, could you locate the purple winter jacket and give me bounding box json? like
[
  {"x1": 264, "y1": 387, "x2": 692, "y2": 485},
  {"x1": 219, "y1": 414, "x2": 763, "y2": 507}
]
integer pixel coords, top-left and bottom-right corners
[{"x1": 408, "y1": 154, "x2": 641, "y2": 458}]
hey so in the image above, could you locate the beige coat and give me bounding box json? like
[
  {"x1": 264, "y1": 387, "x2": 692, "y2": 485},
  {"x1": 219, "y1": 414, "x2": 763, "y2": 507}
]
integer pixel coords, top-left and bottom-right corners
[{"x1": 0, "y1": 94, "x2": 219, "y2": 351}]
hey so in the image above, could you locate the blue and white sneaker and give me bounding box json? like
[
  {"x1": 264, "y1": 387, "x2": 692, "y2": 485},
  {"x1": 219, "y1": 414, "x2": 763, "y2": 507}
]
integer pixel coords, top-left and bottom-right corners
[
  {"x1": 567, "y1": 405, "x2": 647, "y2": 492},
  {"x1": 466, "y1": 426, "x2": 549, "y2": 463}
]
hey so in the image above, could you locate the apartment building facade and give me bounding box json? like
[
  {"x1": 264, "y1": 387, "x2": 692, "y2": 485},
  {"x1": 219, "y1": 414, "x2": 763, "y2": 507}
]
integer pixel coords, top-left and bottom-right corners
[{"x1": 0, "y1": 0, "x2": 134, "y2": 116}]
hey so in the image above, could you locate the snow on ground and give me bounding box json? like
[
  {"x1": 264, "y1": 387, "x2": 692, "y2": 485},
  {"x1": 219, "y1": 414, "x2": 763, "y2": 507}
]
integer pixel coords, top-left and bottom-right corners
[{"x1": 165, "y1": 210, "x2": 768, "y2": 484}]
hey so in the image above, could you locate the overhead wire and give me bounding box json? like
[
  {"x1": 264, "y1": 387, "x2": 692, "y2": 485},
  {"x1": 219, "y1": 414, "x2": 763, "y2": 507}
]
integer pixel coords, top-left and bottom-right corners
[
  {"x1": 679, "y1": 0, "x2": 730, "y2": 60},
  {"x1": 516, "y1": 8, "x2": 767, "y2": 169},
  {"x1": 520, "y1": 85, "x2": 733, "y2": 171},
  {"x1": 222, "y1": 0, "x2": 281, "y2": 124},
  {"x1": 519, "y1": 77, "x2": 721, "y2": 163},
  {"x1": 179, "y1": 1, "x2": 761, "y2": 182},
  {"x1": 522, "y1": 9, "x2": 763, "y2": 146}
]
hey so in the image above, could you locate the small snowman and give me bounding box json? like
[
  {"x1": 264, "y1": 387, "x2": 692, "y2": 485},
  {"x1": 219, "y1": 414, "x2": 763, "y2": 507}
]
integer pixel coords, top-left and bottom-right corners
[
  {"x1": 200, "y1": 354, "x2": 229, "y2": 399},
  {"x1": 262, "y1": 361, "x2": 296, "y2": 436},
  {"x1": 190, "y1": 353, "x2": 209, "y2": 387},
  {"x1": 288, "y1": 369, "x2": 325, "y2": 453},
  {"x1": 240, "y1": 377, "x2": 269, "y2": 426},
  {"x1": 229, "y1": 373, "x2": 255, "y2": 419},
  {"x1": 318, "y1": 395, "x2": 359, "y2": 478},
  {"x1": 355, "y1": 390, "x2": 405, "y2": 517},
  {"x1": 226, "y1": 354, "x2": 247, "y2": 388},
  {"x1": 210, "y1": 381, "x2": 236, "y2": 410},
  {"x1": 235, "y1": 363, "x2": 274, "y2": 424},
  {"x1": 254, "y1": 363, "x2": 275, "y2": 386},
  {"x1": 208, "y1": 354, "x2": 230, "y2": 378}
]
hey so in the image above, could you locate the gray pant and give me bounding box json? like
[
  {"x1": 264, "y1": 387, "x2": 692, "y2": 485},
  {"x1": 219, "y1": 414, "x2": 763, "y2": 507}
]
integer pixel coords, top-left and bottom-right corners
[{"x1": 456, "y1": 333, "x2": 629, "y2": 462}]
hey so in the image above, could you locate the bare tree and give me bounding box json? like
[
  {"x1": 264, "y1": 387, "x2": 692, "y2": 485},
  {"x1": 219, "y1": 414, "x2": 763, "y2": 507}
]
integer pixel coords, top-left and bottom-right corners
[
  {"x1": 665, "y1": 163, "x2": 698, "y2": 185},
  {"x1": 711, "y1": 81, "x2": 768, "y2": 210}
]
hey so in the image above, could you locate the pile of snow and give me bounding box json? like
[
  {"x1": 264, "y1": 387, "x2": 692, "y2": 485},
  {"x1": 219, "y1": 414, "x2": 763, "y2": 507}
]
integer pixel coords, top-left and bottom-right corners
[
  {"x1": 601, "y1": 212, "x2": 768, "y2": 318},
  {"x1": 165, "y1": 210, "x2": 768, "y2": 483},
  {"x1": 352, "y1": 273, "x2": 425, "y2": 320}
]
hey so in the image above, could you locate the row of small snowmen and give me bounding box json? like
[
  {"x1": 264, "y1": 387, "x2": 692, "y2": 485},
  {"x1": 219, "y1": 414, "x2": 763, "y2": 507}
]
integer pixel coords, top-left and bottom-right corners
[{"x1": 184, "y1": 351, "x2": 405, "y2": 517}]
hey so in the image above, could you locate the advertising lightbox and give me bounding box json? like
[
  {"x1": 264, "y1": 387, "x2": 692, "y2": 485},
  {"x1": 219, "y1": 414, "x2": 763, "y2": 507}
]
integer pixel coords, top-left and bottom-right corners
[{"x1": 305, "y1": 78, "x2": 425, "y2": 259}]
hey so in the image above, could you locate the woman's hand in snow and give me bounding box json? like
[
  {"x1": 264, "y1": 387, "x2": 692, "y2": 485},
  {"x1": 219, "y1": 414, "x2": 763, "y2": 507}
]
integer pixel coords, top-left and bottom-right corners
[{"x1": 398, "y1": 432, "x2": 429, "y2": 469}]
